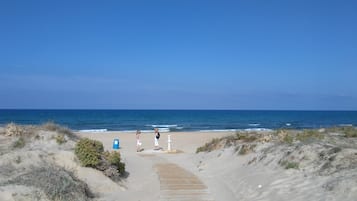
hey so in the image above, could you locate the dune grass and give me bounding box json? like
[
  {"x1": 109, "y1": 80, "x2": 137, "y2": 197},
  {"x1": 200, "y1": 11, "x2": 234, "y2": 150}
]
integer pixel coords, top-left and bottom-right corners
[{"x1": 4, "y1": 165, "x2": 93, "y2": 201}]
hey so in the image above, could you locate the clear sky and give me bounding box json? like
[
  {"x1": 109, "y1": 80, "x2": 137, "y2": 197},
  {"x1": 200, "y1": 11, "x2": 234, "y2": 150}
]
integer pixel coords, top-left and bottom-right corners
[{"x1": 1, "y1": 0, "x2": 357, "y2": 110}]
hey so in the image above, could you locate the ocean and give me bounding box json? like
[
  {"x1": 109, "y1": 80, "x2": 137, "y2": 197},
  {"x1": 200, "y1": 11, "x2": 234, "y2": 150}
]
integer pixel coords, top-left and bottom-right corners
[{"x1": 0, "y1": 110, "x2": 356, "y2": 132}]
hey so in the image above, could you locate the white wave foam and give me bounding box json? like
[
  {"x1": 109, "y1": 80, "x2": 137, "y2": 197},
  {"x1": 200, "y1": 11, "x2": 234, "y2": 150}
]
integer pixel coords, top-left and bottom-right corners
[
  {"x1": 338, "y1": 124, "x2": 353, "y2": 127},
  {"x1": 286, "y1": 123, "x2": 291, "y2": 126},
  {"x1": 120, "y1": 128, "x2": 171, "y2": 133},
  {"x1": 248, "y1": 123, "x2": 260, "y2": 127},
  {"x1": 120, "y1": 130, "x2": 153, "y2": 133},
  {"x1": 79, "y1": 129, "x2": 108, "y2": 133},
  {"x1": 158, "y1": 128, "x2": 170, "y2": 132},
  {"x1": 150, "y1": 124, "x2": 178, "y2": 128},
  {"x1": 243, "y1": 128, "x2": 273, "y2": 132},
  {"x1": 199, "y1": 129, "x2": 237, "y2": 132}
]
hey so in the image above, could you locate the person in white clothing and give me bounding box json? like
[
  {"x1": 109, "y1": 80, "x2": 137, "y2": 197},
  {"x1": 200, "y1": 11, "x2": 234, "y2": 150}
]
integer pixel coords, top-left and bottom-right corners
[
  {"x1": 154, "y1": 128, "x2": 160, "y2": 149},
  {"x1": 136, "y1": 130, "x2": 142, "y2": 152}
]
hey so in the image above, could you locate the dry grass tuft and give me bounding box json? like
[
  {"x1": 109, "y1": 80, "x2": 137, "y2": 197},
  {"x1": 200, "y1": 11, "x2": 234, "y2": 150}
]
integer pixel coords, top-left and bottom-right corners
[
  {"x1": 4, "y1": 165, "x2": 93, "y2": 201},
  {"x1": 296, "y1": 129, "x2": 324, "y2": 142},
  {"x1": 55, "y1": 134, "x2": 67, "y2": 145},
  {"x1": 41, "y1": 122, "x2": 77, "y2": 139},
  {"x1": 196, "y1": 138, "x2": 221, "y2": 153},
  {"x1": 280, "y1": 160, "x2": 299, "y2": 169},
  {"x1": 12, "y1": 137, "x2": 26, "y2": 149},
  {"x1": 327, "y1": 126, "x2": 357, "y2": 138}
]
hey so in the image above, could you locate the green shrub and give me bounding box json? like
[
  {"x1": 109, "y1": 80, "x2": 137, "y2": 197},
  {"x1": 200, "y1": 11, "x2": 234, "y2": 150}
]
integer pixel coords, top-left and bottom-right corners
[
  {"x1": 75, "y1": 139, "x2": 126, "y2": 179},
  {"x1": 55, "y1": 134, "x2": 67, "y2": 145},
  {"x1": 13, "y1": 137, "x2": 26, "y2": 149},
  {"x1": 74, "y1": 138, "x2": 104, "y2": 167},
  {"x1": 285, "y1": 162, "x2": 299, "y2": 169},
  {"x1": 104, "y1": 151, "x2": 125, "y2": 175}
]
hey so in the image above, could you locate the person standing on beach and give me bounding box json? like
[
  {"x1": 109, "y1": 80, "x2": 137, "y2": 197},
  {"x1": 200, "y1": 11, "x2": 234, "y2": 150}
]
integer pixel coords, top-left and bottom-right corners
[
  {"x1": 154, "y1": 128, "x2": 160, "y2": 149},
  {"x1": 136, "y1": 130, "x2": 142, "y2": 152}
]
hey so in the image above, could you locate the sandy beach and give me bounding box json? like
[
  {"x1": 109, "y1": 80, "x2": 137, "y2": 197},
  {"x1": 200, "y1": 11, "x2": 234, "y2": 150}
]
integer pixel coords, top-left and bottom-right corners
[
  {"x1": 76, "y1": 131, "x2": 233, "y2": 201},
  {"x1": 1, "y1": 124, "x2": 357, "y2": 201},
  {"x1": 78, "y1": 130, "x2": 357, "y2": 201}
]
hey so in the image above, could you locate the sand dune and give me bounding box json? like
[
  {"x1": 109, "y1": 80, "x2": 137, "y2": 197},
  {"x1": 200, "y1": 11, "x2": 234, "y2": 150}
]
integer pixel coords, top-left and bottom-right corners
[{"x1": 1, "y1": 125, "x2": 356, "y2": 201}]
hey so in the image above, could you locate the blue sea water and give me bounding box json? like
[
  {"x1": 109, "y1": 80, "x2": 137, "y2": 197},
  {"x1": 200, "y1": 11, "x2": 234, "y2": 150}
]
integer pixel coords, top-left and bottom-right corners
[{"x1": 0, "y1": 110, "x2": 356, "y2": 132}]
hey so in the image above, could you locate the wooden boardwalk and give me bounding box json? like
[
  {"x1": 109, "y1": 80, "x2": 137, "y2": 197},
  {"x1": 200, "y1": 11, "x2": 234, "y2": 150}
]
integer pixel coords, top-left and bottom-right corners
[{"x1": 155, "y1": 163, "x2": 214, "y2": 201}]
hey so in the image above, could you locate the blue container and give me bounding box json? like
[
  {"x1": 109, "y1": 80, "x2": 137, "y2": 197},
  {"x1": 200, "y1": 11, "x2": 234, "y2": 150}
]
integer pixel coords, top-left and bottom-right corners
[{"x1": 113, "y1": 139, "x2": 120, "y2": 149}]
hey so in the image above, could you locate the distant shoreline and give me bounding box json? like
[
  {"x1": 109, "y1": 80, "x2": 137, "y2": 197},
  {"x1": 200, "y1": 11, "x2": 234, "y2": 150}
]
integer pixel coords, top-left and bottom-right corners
[{"x1": 1, "y1": 110, "x2": 357, "y2": 132}]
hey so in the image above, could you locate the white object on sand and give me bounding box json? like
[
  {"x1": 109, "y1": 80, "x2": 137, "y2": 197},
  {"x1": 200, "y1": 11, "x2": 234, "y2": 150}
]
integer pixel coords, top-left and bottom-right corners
[
  {"x1": 258, "y1": 185, "x2": 262, "y2": 188},
  {"x1": 168, "y1": 135, "x2": 172, "y2": 151}
]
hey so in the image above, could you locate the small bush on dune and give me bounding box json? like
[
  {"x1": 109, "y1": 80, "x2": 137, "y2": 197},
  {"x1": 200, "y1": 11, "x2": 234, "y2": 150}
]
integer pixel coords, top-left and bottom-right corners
[
  {"x1": 75, "y1": 138, "x2": 125, "y2": 179},
  {"x1": 4, "y1": 123, "x2": 25, "y2": 137},
  {"x1": 75, "y1": 138, "x2": 103, "y2": 167},
  {"x1": 104, "y1": 151, "x2": 125, "y2": 175},
  {"x1": 6, "y1": 165, "x2": 93, "y2": 201},
  {"x1": 55, "y1": 134, "x2": 67, "y2": 145},
  {"x1": 12, "y1": 137, "x2": 26, "y2": 149}
]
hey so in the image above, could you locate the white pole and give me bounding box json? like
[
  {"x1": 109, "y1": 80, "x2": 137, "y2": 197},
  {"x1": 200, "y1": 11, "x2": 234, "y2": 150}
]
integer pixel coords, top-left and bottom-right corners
[{"x1": 168, "y1": 134, "x2": 171, "y2": 151}]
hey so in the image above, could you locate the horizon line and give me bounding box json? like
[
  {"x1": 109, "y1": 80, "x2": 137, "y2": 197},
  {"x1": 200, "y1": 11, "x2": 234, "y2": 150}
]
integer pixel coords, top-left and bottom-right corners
[{"x1": 1, "y1": 108, "x2": 357, "y2": 112}]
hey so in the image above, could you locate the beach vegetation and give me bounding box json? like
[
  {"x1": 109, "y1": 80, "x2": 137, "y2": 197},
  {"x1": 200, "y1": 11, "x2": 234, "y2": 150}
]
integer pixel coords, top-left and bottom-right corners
[
  {"x1": 75, "y1": 138, "x2": 126, "y2": 179},
  {"x1": 4, "y1": 123, "x2": 25, "y2": 137},
  {"x1": 34, "y1": 134, "x2": 41, "y2": 140},
  {"x1": 5, "y1": 165, "x2": 93, "y2": 201},
  {"x1": 285, "y1": 161, "x2": 299, "y2": 169},
  {"x1": 236, "y1": 132, "x2": 258, "y2": 142},
  {"x1": 296, "y1": 129, "x2": 324, "y2": 142},
  {"x1": 15, "y1": 156, "x2": 21, "y2": 164},
  {"x1": 55, "y1": 134, "x2": 67, "y2": 145},
  {"x1": 41, "y1": 122, "x2": 77, "y2": 139},
  {"x1": 196, "y1": 132, "x2": 263, "y2": 153},
  {"x1": 238, "y1": 144, "x2": 257, "y2": 155},
  {"x1": 75, "y1": 138, "x2": 103, "y2": 167},
  {"x1": 326, "y1": 126, "x2": 357, "y2": 138},
  {"x1": 282, "y1": 134, "x2": 294, "y2": 144},
  {"x1": 12, "y1": 137, "x2": 26, "y2": 149},
  {"x1": 280, "y1": 160, "x2": 299, "y2": 169},
  {"x1": 196, "y1": 138, "x2": 221, "y2": 153},
  {"x1": 276, "y1": 129, "x2": 293, "y2": 144},
  {"x1": 104, "y1": 151, "x2": 125, "y2": 175}
]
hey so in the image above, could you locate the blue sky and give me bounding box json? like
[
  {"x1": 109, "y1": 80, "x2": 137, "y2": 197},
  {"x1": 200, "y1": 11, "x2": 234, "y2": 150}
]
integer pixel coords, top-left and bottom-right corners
[{"x1": 0, "y1": 0, "x2": 357, "y2": 110}]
